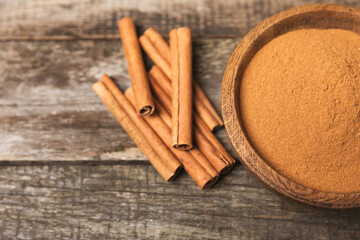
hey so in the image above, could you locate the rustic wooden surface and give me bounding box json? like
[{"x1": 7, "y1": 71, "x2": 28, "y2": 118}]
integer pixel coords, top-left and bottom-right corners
[
  {"x1": 1, "y1": 0, "x2": 360, "y2": 239},
  {"x1": 1, "y1": 0, "x2": 360, "y2": 40}
]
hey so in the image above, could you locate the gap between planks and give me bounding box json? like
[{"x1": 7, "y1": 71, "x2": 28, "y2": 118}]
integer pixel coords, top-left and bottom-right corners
[
  {"x1": 0, "y1": 160, "x2": 152, "y2": 166},
  {"x1": 0, "y1": 34, "x2": 242, "y2": 41}
]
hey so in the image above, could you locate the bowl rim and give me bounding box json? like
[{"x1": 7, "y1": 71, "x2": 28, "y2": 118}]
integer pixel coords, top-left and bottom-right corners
[{"x1": 221, "y1": 3, "x2": 360, "y2": 208}]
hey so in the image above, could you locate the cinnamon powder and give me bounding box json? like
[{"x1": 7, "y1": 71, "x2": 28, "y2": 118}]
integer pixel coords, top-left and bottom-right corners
[{"x1": 240, "y1": 29, "x2": 360, "y2": 193}]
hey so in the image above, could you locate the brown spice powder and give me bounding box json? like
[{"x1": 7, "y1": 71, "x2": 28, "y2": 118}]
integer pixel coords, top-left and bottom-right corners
[{"x1": 240, "y1": 29, "x2": 360, "y2": 193}]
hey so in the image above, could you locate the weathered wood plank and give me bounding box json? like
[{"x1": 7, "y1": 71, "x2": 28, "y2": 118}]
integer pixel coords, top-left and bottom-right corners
[
  {"x1": 0, "y1": 163, "x2": 359, "y2": 239},
  {"x1": 1, "y1": 0, "x2": 359, "y2": 40},
  {"x1": 0, "y1": 39, "x2": 238, "y2": 161}
]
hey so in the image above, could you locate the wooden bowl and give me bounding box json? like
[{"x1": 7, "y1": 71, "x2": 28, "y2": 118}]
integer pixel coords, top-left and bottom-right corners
[{"x1": 221, "y1": 3, "x2": 360, "y2": 208}]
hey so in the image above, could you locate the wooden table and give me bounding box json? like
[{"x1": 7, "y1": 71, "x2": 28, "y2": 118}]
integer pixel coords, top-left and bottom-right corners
[{"x1": 1, "y1": 1, "x2": 360, "y2": 239}]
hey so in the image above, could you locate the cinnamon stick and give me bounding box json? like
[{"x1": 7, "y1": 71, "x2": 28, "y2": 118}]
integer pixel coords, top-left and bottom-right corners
[
  {"x1": 194, "y1": 113, "x2": 236, "y2": 167},
  {"x1": 170, "y1": 28, "x2": 193, "y2": 150},
  {"x1": 118, "y1": 17, "x2": 154, "y2": 115},
  {"x1": 125, "y1": 88, "x2": 219, "y2": 189},
  {"x1": 92, "y1": 81, "x2": 181, "y2": 182},
  {"x1": 152, "y1": 92, "x2": 231, "y2": 174},
  {"x1": 139, "y1": 27, "x2": 223, "y2": 130},
  {"x1": 143, "y1": 27, "x2": 171, "y2": 63},
  {"x1": 99, "y1": 74, "x2": 181, "y2": 174},
  {"x1": 147, "y1": 73, "x2": 172, "y2": 113},
  {"x1": 139, "y1": 35, "x2": 169, "y2": 76},
  {"x1": 148, "y1": 69, "x2": 236, "y2": 169},
  {"x1": 150, "y1": 66, "x2": 218, "y2": 132}
]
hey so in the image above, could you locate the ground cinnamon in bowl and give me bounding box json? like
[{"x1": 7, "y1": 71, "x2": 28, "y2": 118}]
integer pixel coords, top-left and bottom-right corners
[{"x1": 240, "y1": 29, "x2": 360, "y2": 193}]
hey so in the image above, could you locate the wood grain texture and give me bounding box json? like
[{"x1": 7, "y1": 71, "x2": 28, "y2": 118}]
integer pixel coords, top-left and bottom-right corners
[
  {"x1": 222, "y1": 4, "x2": 360, "y2": 208},
  {"x1": 0, "y1": 163, "x2": 359, "y2": 239},
  {"x1": 1, "y1": 0, "x2": 360, "y2": 40},
  {"x1": 0, "y1": 39, "x2": 237, "y2": 161}
]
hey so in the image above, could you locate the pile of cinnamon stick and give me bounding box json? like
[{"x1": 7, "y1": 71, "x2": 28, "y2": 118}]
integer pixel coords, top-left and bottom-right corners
[{"x1": 93, "y1": 17, "x2": 235, "y2": 189}]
